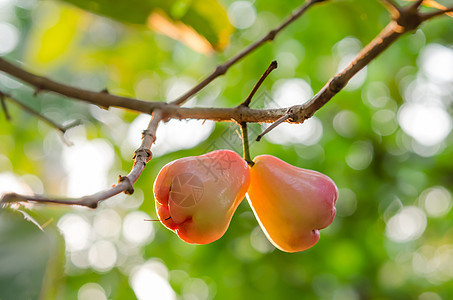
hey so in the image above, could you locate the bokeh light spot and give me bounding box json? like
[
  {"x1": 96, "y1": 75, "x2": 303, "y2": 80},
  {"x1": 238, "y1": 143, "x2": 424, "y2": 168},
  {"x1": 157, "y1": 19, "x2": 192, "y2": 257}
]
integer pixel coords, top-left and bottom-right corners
[
  {"x1": 78, "y1": 283, "x2": 107, "y2": 300},
  {"x1": 88, "y1": 240, "x2": 117, "y2": 272},
  {"x1": 58, "y1": 214, "x2": 92, "y2": 251},
  {"x1": 264, "y1": 117, "x2": 323, "y2": 146},
  {"x1": 386, "y1": 206, "x2": 427, "y2": 243},
  {"x1": 228, "y1": 1, "x2": 256, "y2": 29},
  {"x1": 346, "y1": 141, "x2": 373, "y2": 170},
  {"x1": 419, "y1": 186, "x2": 452, "y2": 218},
  {"x1": 333, "y1": 110, "x2": 359, "y2": 138},
  {"x1": 398, "y1": 103, "x2": 451, "y2": 147},
  {"x1": 0, "y1": 22, "x2": 19, "y2": 55},
  {"x1": 93, "y1": 209, "x2": 122, "y2": 239},
  {"x1": 130, "y1": 260, "x2": 176, "y2": 300},
  {"x1": 126, "y1": 114, "x2": 214, "y2": 157},
  {"x1": 372, "y1": 109, "x2": 398, "y2": 136},
  {"x1": 122, "y1": 211, "x2": 155, "y2": 245},
  {"x1": 62, "y1": 136, "x2": 115, "y2": 197},
  {"x1": 420, "y1": 43, "x2": 453, "y2": 83},
  {"x1": 250, "y1": 226, "x2": 275, "y2": 253}
]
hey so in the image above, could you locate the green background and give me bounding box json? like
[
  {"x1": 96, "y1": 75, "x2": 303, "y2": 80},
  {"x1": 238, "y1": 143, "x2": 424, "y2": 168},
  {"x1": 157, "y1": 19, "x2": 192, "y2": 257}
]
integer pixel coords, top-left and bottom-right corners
[{"x1": 1, "y1": 0, "x2": 453, "y2": 299}]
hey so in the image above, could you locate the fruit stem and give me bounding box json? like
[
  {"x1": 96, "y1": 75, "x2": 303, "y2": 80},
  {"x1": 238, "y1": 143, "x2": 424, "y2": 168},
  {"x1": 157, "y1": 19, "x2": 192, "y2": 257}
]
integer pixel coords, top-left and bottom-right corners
[{"x1": 240, "y1": 122, "x2": 255, "y2": 167}]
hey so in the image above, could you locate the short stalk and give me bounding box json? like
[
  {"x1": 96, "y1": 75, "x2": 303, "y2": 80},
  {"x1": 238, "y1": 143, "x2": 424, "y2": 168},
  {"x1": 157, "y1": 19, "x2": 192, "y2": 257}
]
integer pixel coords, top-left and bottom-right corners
[{"x1": 240, "y1": 122, "x2": 254, "y2": 167}]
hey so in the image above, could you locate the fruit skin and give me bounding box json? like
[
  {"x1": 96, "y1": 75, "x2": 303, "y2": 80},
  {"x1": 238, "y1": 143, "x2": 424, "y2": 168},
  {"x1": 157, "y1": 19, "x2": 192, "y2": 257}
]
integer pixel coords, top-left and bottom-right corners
[
  {"x1": 246, "y1": 155, "x2": 338, "y2": 253},
  {"x1": 154, "y1": 150, "x2": 250, "y2": 244}
]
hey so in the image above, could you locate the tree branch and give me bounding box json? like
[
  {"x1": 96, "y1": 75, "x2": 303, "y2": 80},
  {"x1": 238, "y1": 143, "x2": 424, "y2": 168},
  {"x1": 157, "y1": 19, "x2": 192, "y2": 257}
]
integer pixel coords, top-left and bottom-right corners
[
  {"x1": 256, "y1": 1, "x2": 430, "y2": 138},
  {"x1": 0, "y1": 57, "x2": 292, "y2": 122},
  {"x1": 0, "y1": 0, "x2": 325, "y2": 121},
  {"x1": 169, "y1": 0, "x2": 327, "y2": 106},
  {"x1": 1, "y1": 110, "x2": 163, "y2": 208},
  {"x1": 0, "y1": 0, "x2": 446, "y2": 208},
  {"x1": 0, "y1": 0, "x2": 435, "y2": 127}
]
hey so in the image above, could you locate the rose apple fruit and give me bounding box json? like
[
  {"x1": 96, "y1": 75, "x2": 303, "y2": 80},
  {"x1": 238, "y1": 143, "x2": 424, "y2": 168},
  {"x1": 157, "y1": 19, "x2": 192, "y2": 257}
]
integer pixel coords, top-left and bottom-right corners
[
  {"x1": 247, "y1": 155, "x2": 338, "y2": 253},
  {"x1": 154, "y1": 150, "x2": 250, "y2": 244}
]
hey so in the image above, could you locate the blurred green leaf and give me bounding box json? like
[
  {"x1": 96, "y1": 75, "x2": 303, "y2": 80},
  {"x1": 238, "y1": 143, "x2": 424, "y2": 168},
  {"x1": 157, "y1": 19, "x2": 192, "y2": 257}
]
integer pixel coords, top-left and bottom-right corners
[
  {"x1": 58, "y1": 0, "x2": 233, "y2": 50},
  {"x1": 0, "y1": 209, "x2": 64, "y2": 300}
]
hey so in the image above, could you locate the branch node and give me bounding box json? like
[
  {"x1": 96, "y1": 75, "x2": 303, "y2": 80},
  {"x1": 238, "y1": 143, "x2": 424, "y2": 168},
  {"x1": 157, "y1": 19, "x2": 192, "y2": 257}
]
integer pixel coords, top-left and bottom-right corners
[
  {"x1": 215, "y1": 65, "x2": 227, "y2": 76},
  {"x1": 118, "y1": 175, "x2": 135, "y2": 195},
  {"x1": 267, "y1": 30, "x2": 278, "y2": 41},
  {"x1": 133, "y1": 147, "x2": 152, "y2": 162},
  {"x1": 395, "y1": 2, "x2": 423, "y2": 32},
  {"x1": 329, "y1": 76, "x2": 347, "y2": 93},
  {"x1": 142, "y1": 129, "x2": 156, "y2": 140},
  {"x1": 80, "y1": 196, "x2": 98, "y2": 209}
]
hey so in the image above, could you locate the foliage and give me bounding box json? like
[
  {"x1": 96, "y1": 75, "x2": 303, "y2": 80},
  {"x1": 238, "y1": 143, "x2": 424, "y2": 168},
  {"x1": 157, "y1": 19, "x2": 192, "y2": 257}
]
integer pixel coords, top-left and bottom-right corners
[{"x1": 1, "y1": 0, "x2": 453, "y2": 299}]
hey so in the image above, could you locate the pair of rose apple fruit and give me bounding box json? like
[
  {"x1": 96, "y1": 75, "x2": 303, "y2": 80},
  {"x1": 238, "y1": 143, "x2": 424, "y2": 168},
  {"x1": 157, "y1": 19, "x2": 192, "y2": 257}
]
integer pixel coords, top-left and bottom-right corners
[{"x1": 153, "y1": 150, "x2": 338, "y2": 253}]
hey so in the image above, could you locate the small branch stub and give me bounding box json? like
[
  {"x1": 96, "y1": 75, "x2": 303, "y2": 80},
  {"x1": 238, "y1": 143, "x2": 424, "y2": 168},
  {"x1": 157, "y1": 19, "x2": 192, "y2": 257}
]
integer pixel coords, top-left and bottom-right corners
[{"x1": 240, "y1": 60, "x2": 278, "y2": 108}]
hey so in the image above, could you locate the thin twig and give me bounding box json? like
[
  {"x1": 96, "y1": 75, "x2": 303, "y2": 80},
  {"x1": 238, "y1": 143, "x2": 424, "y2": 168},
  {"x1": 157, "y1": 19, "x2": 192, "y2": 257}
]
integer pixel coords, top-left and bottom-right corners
[
  {"x1": 411, "y1": 0, "x2": 425, "y2": 9},
  {"x1": 169, "y1": 0, "x2": 327, "y2": 106},
  {"x1": 1, "y1": 110, "x2": 163, "y2": 208},
  {"x1": 256, "y1": 114, "x2": 290, "y2": 141},
  {"x1": 422, "y1": 6, "x2": 453, "y2": 20},
  {"x1": 380, "y1": 0, "x2": 400, "y2": 19},
  {"x1": 0, "y1": 91, "x2": 80, "y2": 134},
  {"x1": 239, "y1": 61, "x2": 278, "y2": 108},
  {"x1": 255, "y1": 1, "x2": 428, "y2": 139},
  {"x1": 382, "y1": 0, "x2": 399, "y2": 9}
]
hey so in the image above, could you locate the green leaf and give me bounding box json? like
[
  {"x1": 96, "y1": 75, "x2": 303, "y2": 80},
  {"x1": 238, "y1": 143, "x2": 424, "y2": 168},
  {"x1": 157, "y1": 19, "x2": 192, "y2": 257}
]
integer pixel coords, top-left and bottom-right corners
[
  {"x1": 0, "y1": 209, "x2": 64, "y2": 300},
  {"x1": 57, "y1": 0, "x2": 233, "y2": 50}
]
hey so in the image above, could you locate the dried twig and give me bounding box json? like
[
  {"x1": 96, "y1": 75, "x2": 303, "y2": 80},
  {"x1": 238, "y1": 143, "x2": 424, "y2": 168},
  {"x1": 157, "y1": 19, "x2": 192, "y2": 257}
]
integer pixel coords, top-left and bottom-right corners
[
  {"x1": 1, "y1": 110, "x2": 163, "y2": 208},
  {"x1": 0, "y1": 59, "x2": 289, "y2": 122}
]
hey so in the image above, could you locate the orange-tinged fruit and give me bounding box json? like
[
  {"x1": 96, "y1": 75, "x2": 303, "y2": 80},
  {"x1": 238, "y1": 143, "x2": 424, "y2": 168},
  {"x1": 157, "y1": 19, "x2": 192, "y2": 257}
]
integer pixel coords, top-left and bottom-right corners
[
  {"x1": 247, "y1": 155, "x2": 338, "y2": 253},
  {"x1": 154, "y1": 150, "x2": 250, "y2": 244}
]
